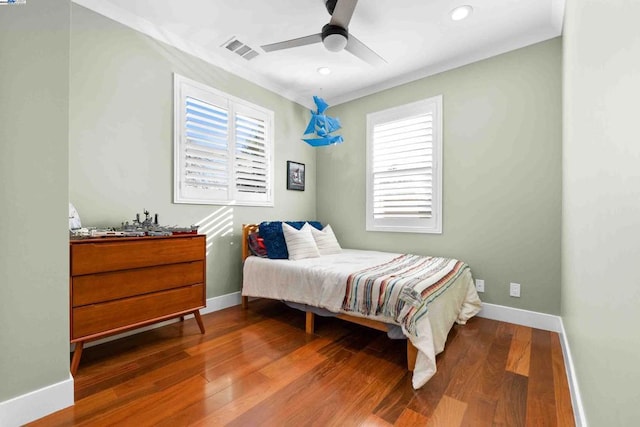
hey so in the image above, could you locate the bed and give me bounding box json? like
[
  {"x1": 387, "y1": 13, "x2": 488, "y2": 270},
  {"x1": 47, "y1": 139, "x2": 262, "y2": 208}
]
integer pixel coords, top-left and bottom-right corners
[{"x1": 241, "y1": 222, "x2": 482, "y2": 389}]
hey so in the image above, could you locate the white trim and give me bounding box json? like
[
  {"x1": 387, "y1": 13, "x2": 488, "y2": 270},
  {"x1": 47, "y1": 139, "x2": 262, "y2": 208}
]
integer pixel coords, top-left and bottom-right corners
[
  {"x1": 4, "y1": 297, "x2": 584, "y2": 426},
  {"x1": 559, "y1": 319, "x2": 588, "y2": 427},
  {"x1": 2, "y1": 292, "x2": 243, "y2": 426},
  {"x1": 477, "y1": 302, "x2": 562, "y2": 332},
  {"x1": 366, "y1": 95, "x2": 443, "y2": 234},
  {"x1": 71, "y1": 0, "x2": 304, "y2": 106},
  {"x1": 71, "y1": 0, "x2": 562, "y2": 109},
  {"x1": 202, "y1": 291, "x2": 243, "y2": 314},
  {"x1": 477, "y1": 303, "x2": 586, "y2": 426},
  {"x1": 551, "y1": 0, "x2": 566, "y2": 34},
  {"x1": 73, "y1": 292, "x2": 243, "y2": 350},
  {"x1": 173, "y1": 73, "x2": 274, "y2": 207},
  {"x1": 0, "y1": 374, "x2": 74, "y2": 427},
  {"x1": 73, "y1": 297, "x2": 564, "y2": 346}
]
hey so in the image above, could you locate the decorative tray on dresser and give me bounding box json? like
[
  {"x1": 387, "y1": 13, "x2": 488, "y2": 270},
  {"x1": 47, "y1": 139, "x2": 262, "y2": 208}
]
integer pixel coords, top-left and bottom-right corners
[{"x1": 69, "y1": 234, "x2": 206, "y2": 375}]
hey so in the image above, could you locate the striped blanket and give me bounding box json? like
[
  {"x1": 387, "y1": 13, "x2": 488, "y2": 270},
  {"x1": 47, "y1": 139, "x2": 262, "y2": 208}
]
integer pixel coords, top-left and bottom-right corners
[{"x1": 342, "y1": 254, "x2": 470, "y2": 335}]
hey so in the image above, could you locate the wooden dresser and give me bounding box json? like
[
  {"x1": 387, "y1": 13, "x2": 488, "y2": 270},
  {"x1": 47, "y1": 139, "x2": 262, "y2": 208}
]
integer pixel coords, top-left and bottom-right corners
[{"x1": 69, "y1": 234, "x2": 206, "y2": 375}]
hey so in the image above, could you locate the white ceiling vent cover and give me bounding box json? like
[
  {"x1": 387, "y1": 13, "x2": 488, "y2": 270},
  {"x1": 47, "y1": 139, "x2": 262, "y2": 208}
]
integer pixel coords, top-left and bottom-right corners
[{"x1": 223, "y1": 37, "x2": 259, "y2": 61}]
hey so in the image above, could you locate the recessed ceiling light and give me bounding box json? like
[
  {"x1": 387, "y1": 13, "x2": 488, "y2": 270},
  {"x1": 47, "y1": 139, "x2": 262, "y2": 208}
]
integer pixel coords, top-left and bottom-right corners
[
  {"x1": 317, "y1": 67, "x2": 331, "y2": 75},
  {"x1": 450, "y1": 5, "x2": 473, "y2": 21}
]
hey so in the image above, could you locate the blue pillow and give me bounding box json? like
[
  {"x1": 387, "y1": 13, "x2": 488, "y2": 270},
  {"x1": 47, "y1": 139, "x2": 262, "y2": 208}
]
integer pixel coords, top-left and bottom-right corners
[{"x1": 259, "y1": 221, "x2": 323, "y2": 259}]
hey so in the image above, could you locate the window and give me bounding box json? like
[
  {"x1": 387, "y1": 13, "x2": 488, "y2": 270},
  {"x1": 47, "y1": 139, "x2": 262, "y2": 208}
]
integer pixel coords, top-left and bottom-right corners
[
  {"x1": 174, "y1": 74, "x2": 274, "y2": 206},
  {"x1": 366, "y1": 95, "x2": 443, "y2": 233}
]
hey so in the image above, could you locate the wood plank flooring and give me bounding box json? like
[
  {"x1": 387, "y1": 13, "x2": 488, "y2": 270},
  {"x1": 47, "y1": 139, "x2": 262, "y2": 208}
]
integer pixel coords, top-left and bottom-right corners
[{"x1": 29, "y1": 299, "x2": 575, "y2": 426}]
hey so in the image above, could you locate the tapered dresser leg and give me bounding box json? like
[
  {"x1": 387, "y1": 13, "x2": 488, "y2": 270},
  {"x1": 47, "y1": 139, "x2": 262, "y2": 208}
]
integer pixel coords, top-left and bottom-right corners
[
  {"x1": 70, "y1": 341, "x2": 84, "y2": 376},
  {"x1": 194, "y1": 310, "x2": 205, "y2": 334}
]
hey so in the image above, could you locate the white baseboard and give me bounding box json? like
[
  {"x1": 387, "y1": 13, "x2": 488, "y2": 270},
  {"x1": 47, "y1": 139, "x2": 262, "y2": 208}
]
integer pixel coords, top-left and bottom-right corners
[
  {"x1": 202, "y1": 290, "x2": 242, "y2": 315},
  {"x1": 478, "y1": 303, "x2": 585, "y2": 426},
  {"x1": 5, "y1": 295, "x2": 584, "y2": 427},
  {"x1": 477, "y1": 302, "x2": 562, "y2": 332},
  {"x1": 74, "y1": 291, "x2": 243, "y2": 351},
  {"x1": 559, "y1": 319, "x2": 588, "y2": 427},
  {"x1": 8, "y1": 292, "x2": 242, "y2": 425},
  {"x1": 0, "y1": 374, "x2": 74, "y2": 427}
]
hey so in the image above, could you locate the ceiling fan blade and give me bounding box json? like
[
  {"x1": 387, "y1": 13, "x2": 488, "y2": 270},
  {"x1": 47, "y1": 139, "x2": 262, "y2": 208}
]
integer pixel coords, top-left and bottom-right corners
[
  {"x1": 261, "y1": 33, "x2": 322, "y2": 52},
  {"x1": 345, "y1": 33, "x2": 386, "y2": 66},
  {"x1": 329, "y1": 0, "x2": 358, "y2": 29}
]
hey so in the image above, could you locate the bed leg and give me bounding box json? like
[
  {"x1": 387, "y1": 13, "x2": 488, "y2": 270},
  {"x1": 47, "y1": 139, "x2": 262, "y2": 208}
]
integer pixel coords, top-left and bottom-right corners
[
  {"x1": 305, "y1": 311, "x2": 315, "y2": 334},
  {"x1": 407, "y1": 340, "x2": 417, "y2": 371},
  {"x1": 242, "y1": 295, "x2": 249, "y2": 309}
]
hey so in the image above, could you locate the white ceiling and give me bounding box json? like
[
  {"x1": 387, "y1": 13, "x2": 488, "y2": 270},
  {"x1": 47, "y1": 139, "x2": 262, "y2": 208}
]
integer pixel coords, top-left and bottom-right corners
[{"x1": 73, "y1": 0, "x2": 565, "y2": 109}]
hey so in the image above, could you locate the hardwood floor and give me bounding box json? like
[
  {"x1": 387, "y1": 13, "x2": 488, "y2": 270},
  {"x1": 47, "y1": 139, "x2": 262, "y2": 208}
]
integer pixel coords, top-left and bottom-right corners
[{"x1": 29, "y1": 299, "x2": 575, "y2": 426}]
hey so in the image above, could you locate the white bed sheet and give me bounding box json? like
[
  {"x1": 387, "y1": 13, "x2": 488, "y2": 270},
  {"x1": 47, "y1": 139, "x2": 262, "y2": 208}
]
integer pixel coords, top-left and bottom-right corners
[{"x1": 242, "y1": 249, "x2": 482, "y2": 388}]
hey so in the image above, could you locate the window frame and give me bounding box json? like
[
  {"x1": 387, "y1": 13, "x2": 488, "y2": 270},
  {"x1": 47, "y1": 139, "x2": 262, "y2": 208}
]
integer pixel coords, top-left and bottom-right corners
[
  {"x1": 366, "y1": 95, "x2": 443, "y2": 234},
  {"x1": 173, "y1": 73, "x2": 274, "y2": 207}
]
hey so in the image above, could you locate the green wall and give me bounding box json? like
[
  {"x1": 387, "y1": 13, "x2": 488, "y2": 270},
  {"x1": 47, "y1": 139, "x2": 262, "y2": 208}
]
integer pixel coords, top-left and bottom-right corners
[
  {"x1": 563, "y1": 0, "x2": 640, "y2": 424},
  {"x1": 0, "y1": 0, "x2": 71, "y2": 402},
  {"x1": 69, "y1": 5, "x2": 315, "y2": 298},
  {"x1": 318, "y1": 39, "x2": 562, "y2": 314}
]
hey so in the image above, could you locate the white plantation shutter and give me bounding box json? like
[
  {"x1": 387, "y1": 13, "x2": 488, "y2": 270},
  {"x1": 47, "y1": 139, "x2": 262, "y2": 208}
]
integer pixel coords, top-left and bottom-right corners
[
  {"x1": 234, "y1": 108, "x2": 269, "y2": 201},
  {"x1": 372, "y1": 114, "x2": 434, "y2": 218},
  {"x1": 183, "y1": 96, "x2": 230, "y2": 200},
  {"x1": 174, "y1": 74, "x2": 273, "y2": 206},
  {"x1": 366, "y1": 96, "x2": 442, "y2": 233}
]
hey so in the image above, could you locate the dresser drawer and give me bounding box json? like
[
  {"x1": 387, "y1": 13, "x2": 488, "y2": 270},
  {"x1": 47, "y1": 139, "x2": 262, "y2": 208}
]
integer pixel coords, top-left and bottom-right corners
[
  {"x1": 72, "y1": 261, "x2": 204, "y2": 307},
  {"x1": 71, "y1": 284, "x2": 205, "y2": 340},
  {"x1": 71, "y1": 236, "x2": 205, "y2": 276}
]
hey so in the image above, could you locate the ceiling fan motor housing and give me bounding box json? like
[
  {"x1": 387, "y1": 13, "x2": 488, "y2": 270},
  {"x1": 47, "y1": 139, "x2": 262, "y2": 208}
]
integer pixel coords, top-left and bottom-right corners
[{"x1": 321, "y1": 23, "x2": 348, "y2": 52}]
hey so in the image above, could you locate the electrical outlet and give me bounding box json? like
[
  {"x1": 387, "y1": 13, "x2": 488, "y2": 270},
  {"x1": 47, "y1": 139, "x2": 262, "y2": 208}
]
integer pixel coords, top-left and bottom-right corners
[
  {"x1": 475, "y1": 279, "x2": 485, "y2": 293},
  {"x1": 510, "y1": 282, "x2": 521, "y2": 297}
]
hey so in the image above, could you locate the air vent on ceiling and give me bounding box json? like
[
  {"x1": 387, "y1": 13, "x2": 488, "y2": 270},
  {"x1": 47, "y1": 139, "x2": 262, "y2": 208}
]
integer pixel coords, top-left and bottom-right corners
[{"x1": 222, "y1": 37, "x2": 259, "y2": 61}]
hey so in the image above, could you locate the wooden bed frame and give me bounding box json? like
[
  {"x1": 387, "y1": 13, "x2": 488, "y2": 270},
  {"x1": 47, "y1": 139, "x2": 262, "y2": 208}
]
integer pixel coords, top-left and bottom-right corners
[{"x1": 241, "y1": 224, "x2": 417, "y2": 371}]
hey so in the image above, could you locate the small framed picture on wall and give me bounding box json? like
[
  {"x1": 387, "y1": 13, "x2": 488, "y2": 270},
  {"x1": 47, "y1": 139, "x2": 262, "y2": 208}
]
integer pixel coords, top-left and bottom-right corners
[{"x1": 287, "y1": 161, "x2": 305, "y2": 191}]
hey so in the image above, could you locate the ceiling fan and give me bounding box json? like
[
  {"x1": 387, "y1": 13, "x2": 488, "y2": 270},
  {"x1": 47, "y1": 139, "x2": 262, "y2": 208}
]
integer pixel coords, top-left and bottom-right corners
[{"x1": 260, "y1": 0, "x2": 386, "y2": 66}]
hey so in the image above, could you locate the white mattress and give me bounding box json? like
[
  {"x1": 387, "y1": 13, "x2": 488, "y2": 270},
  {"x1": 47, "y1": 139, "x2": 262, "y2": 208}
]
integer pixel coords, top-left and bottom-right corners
[{"x1": 242, "y1": 249, "x2": 482, "y2": 388}]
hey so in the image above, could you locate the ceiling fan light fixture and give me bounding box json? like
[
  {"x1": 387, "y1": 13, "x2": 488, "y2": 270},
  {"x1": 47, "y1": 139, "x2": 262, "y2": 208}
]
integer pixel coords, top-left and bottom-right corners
[
  {"x1": 450, "y1": 5, "x2": 473, "y2": 21},
  {"x1": 321, "y1": 24, "x2": 348, "y2": 52}
]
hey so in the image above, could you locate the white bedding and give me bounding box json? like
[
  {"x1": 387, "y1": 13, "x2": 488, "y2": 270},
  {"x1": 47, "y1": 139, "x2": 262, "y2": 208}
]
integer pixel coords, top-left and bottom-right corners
[{"x1": 242, "y1": 249, "x2": 482, "y2": 388}]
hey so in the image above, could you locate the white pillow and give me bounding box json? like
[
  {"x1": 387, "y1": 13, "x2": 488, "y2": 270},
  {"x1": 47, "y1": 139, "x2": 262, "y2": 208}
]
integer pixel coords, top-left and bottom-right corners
[
  {"x1": 310, "y1": 224, "x2": 342, "y2": 255},
  {"x1": 282, "y1": 222, "x2": 320, "y2": 260}
]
